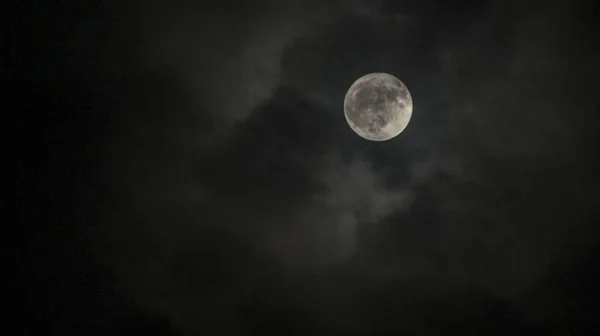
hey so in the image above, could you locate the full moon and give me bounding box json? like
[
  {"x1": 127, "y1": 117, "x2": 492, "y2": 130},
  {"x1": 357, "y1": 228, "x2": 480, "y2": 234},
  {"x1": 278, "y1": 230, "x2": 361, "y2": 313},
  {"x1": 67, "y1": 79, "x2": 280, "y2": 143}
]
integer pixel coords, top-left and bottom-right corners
[{"x1": 344, "y1": 72, "x2": 413, "y2": 141}]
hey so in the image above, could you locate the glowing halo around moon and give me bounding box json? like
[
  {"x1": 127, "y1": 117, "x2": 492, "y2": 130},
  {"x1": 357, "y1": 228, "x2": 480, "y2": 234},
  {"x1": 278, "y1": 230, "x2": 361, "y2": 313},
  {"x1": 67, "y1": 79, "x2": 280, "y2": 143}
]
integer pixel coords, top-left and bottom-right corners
[{"x1": 343, "y1": 72, "x2": 413, "y2": 141}]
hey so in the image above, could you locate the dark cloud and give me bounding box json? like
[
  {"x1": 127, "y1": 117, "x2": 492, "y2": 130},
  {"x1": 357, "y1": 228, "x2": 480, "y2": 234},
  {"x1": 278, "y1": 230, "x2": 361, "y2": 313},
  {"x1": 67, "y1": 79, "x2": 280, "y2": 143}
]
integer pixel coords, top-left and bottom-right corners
[{"x1": 18, "y1": 0, "x2": 600, "y2": 334}]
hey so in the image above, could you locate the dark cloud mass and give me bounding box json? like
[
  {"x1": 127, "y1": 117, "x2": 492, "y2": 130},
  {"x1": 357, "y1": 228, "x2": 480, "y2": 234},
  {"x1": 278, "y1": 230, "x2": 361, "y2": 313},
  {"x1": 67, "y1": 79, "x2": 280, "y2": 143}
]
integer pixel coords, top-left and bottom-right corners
[{"x1": 14, "y1": 0, "x2": 600, "y2": 335}]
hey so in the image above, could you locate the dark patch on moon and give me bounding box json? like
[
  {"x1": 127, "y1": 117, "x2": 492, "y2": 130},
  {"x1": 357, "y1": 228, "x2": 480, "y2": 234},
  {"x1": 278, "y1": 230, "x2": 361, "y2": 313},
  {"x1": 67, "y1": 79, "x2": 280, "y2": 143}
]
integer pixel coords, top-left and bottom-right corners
[{"x1": 347, "y1": 86, "x2": 394, "y2": 132}]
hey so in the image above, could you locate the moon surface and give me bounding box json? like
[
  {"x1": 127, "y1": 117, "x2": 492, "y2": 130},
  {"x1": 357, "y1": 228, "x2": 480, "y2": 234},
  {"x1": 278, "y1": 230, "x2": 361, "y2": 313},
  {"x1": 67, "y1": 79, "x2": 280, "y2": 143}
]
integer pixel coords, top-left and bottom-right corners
[{"x1": 344, "y1": 72, "x2": 413, "y2": 141}]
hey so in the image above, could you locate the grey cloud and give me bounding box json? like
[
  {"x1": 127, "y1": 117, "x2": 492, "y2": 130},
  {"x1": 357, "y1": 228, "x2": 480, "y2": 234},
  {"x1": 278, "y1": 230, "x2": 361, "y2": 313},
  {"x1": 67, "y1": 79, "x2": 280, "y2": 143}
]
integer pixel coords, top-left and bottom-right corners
[
  {"x1": 263, "y1": 154, "x2": 414, "y2": 268},
  {"x1": 134, "y1": 0, "x2": 378, "y2": 126}
]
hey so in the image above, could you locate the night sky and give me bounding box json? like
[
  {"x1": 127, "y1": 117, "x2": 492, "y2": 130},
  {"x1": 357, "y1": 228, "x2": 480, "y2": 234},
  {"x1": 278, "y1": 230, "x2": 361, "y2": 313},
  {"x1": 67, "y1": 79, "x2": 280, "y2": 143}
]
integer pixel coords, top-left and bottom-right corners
[{"x1": 13, "y1": 0, "x2": 600, "y2": 335}]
